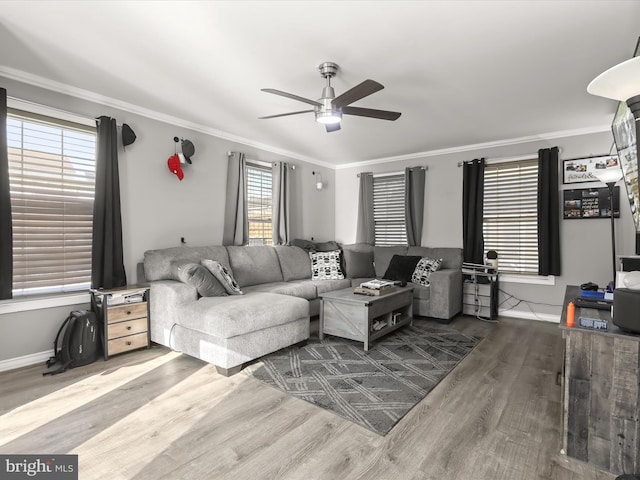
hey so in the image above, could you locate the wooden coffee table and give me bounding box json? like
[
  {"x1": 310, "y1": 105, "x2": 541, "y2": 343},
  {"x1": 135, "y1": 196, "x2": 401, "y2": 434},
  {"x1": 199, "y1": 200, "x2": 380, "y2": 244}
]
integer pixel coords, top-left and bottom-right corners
[{"x1": 319, "y1": 286, "x2": 414, "y2": 351}]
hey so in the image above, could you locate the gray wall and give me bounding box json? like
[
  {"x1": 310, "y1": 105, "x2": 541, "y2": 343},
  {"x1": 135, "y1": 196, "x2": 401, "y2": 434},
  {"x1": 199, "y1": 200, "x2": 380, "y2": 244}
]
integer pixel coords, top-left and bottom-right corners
[
  {"x1": 335, "y1": 130, "x2": 636, "y2": 320},
  {"x1": 0, "y1": 76, "x2": 335, "y2": 363}
]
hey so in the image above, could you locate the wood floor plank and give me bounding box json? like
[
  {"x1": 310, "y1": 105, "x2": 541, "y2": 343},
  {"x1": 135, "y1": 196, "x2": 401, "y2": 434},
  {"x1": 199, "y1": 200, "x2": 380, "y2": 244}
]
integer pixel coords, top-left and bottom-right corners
[{"x1": 0, "y1": 315, "x2": 619, "y2": 480}]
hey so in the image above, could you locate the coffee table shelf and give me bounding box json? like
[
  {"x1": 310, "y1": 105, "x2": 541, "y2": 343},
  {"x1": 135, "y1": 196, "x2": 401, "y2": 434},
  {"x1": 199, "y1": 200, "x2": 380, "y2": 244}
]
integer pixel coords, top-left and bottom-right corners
[{"x1": 319, "y1": 287, "x2": 414, "y2": 351}]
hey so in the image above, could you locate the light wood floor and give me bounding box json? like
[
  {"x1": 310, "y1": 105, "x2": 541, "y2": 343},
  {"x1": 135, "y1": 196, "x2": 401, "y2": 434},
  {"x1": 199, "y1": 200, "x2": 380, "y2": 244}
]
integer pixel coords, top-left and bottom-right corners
[{"x1": 0, "y1": 316, "x2": 615, "y2": 480}]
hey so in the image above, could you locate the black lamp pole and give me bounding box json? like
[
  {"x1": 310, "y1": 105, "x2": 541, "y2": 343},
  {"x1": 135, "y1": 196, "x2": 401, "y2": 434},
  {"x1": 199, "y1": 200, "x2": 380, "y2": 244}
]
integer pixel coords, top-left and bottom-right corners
[{"x1": 607, "y1": 181, "x2": 617, "y2": 290}]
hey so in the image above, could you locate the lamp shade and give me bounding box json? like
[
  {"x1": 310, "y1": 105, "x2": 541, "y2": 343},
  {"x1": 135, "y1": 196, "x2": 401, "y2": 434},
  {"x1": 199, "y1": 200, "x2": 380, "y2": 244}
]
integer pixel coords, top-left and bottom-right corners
[
  {"x1": 587, "y1": 56, "x2": 640, "y2": 102},
  {"x1": 592, "y1": 165, "x2": 623, "y2": 184}
]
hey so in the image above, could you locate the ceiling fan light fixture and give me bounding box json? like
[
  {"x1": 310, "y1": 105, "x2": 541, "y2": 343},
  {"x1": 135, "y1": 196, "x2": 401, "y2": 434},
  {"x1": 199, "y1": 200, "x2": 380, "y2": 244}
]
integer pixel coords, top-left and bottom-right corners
[{"x1": 315, "y1": 110, "x2": 342, "y2": 125}]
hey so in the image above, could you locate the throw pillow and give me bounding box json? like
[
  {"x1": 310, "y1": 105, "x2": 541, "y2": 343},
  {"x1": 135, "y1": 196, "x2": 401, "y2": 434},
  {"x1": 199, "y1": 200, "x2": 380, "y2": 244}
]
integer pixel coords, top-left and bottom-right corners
[
  {"x1": 174, "y1": 262, "x2": 228, "y2": 297},
  {"x1": 201, "y1": 259, "x2": 243, "y2": 295},
  {"x1": 382, "y1": 255, "x2": 422, "y2": 283},
  {"x1": 343, "y1": 249, "x2": 376, "y2": 278},
  {"x1": 411, "y1": 257, "x2": 443, "y2": 286},
  {"x1": 310, "y1": 250, "x2": 345, "y2": 280}
]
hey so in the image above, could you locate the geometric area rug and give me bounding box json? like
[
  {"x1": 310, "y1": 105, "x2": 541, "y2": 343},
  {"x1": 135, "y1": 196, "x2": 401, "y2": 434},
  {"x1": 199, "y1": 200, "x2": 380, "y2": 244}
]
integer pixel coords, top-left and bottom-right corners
[{"x1": 244, "y1": 324, "x2": 482, "y2": 436}]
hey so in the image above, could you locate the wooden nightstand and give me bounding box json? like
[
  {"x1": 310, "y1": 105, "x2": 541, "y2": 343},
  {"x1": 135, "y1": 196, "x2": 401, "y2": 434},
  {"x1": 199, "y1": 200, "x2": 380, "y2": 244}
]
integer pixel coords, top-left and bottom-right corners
[{"x1": 91, "y1": 285, "x2": 150, "y2": 360}]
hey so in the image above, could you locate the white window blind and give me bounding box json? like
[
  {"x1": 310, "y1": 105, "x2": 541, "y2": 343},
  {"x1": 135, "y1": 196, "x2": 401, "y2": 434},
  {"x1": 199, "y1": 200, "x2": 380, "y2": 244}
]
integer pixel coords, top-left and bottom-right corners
[
  {"x1": 373, "y1": 174, "x2": 407, "y2": 246},
  {"x1": 246, "y1": 163, "x2": 273, "y2": 246},
  {"x1": 483, "y1": 159, "x2": 539, "y2": 275},
  {"x1": 7, "y1": 109, "x2": 96, "y2": 296}
]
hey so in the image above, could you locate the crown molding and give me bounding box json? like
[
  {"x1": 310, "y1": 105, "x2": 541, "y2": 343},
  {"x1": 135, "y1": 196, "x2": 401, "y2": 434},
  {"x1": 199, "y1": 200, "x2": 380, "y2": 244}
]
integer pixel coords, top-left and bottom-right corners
[
  {"x1": 1, "y1": 65, "x2": 610, "y2": 172},
  {"x1": 0, "y1": 65, "x2": 335, "y2": 168},
  {"x1": 335, "y1": 125, "x2": 612, "y2": 170}
]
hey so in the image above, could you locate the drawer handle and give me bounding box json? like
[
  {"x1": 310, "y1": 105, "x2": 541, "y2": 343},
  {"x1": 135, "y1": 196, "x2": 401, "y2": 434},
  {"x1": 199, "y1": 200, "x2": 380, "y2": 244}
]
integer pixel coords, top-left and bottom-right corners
[
  {"x1": 126, "y1": 310, "x2": 131, "y2": 315},
  {"x1": 126, "y1": 341, "x2": 132, "y2": 346},
  {"x1": 126, "y1": 326, "x2": 132, "y2": 330}
]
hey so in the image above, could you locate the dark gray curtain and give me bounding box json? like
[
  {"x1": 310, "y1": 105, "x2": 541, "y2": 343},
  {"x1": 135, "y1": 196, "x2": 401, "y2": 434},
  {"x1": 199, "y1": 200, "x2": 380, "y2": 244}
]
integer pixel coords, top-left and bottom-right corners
[
  {"x1": 355, "y1": 172, "x2": 374, "y2": 244},
  {"x1": 272, "y1": 161, "x2": 291, "y2": 245},
  {"x1": 223, "y1": 151, "x2": 248, "y2": 246},
  {"x1": 405, "y1": 167, "x2": 426, "y2": 246},
  {"x1": 538, "y1": 147, "x2": 561, "y2": 276},
  {"x1": 462, "y1": 158, "x2": 485, "y2": 264},
  {"x1": 0, "y1": 88, "x2": 12, "y2": 299},
  {"x1": 91, "y1": 116, "x2": 127, "y2": 289}
]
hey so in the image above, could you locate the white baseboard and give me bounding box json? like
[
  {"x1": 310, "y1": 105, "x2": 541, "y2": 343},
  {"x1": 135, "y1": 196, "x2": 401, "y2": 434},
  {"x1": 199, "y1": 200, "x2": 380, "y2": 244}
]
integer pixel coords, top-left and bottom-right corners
[
  {"x1": 499, "y1": 308, "x2": 560, "y2": 323},
  {"x1": 0, "y1": 350, "x2": 53, "y2": 373}
]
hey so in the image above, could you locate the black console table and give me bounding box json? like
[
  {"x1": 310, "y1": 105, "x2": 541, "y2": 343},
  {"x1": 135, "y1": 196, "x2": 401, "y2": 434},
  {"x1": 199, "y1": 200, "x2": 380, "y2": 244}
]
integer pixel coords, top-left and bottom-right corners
[{"x1": 559, "y1": 285, "x2": 640, "y2": 475}]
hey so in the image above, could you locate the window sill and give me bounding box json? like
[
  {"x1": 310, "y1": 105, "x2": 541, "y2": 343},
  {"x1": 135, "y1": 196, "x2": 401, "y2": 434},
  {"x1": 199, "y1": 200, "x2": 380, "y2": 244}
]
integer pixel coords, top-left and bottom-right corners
[
  {"x1": 499, "y1": 274, "x2": 556, "y2": 286},
  {"x1": 0, "y1": 291, "x2": 91, "y2": 315}
]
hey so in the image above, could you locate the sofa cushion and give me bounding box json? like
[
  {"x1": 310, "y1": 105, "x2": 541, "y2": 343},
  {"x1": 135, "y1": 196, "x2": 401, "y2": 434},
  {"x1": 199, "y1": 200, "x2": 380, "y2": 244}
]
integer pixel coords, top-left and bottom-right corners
[
  {"x1": 382, "y1": 255, "x2": 421, "y2": 283},
  {"x1": 373, "y1": 246, "x2": 409, "y2": 277},
  {"x1": 274, "y1": 245, "x2": 312, "y2": 281},
  {"x1": 226, "y1": 246, "x2": 284, "y2": 287},
  {"x1": 243, "y1": 280, "x2": 317, "y2": 300},
  {"x1": 342, "y1": 249, "x2": 376, "y2": 278},
  {"x1": 174, "y1": 262, "x2": 228, "y2": 297},
  {"x1": 291, "y1": 239, "x2": 340, "y2": 252},
  {"x1": 409, "y1": 282, "x2": 431, "y2": 300},
  {"x1": 312, "y1": 278, "x2": 352, "y2": 294},
  {"x1": 201, "y1": 259, "x2": 243, "y2": 295},
  {"x1": 407, "y1": 246, "x2": 463, "y2": 270},
  {"x1": 310, "y1": 250, "x2": 345, "y2": 280},
  {"x1": 411, "y1": 257, "x2": 443, "y2": 286},
  {"x1": 144, "y1": 246, "x2": 230, "y2": 281},
  {"x1": 179, "y1": 292, "x2": 309, "y2": 339}
]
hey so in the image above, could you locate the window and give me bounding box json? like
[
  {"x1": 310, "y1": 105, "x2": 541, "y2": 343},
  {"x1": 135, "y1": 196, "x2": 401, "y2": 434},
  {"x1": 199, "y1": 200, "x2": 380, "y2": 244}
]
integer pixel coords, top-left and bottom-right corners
[
  {"x1": 246, "y1": 162, "x2": 272, "y2": 245},
  {"x1": 7, "y1": 109, "x2": 96, "y2": 296},
  {"x1": 373, "y1": 173, "x2": 407, "y2": 246},
  {"x1": 483, "y1": 159, "x2": 539, "y2": 275}
]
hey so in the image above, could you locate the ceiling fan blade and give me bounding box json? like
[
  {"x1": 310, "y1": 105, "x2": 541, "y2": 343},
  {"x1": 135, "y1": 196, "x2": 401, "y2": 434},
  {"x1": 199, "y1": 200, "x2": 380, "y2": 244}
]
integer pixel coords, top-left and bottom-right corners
[
  {"x1": 261, "y1": 88, "x2": 322, "y2": 107},
  {"x1": 342, "y1": 106, "x2": 401, "y2": 121},
  {"x1": 259, "y1": 110, "x2": 314, "y2": 120},
  {"x1": 326, "y1": 123, "x2": 341, "y2": 133},
  {"x1": 332, "y1": 79, "x2": 384, "y2": 108}
]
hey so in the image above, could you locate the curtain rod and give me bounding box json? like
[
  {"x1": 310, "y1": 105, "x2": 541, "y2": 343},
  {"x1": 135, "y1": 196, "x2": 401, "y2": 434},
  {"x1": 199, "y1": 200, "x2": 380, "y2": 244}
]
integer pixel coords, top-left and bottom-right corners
[
  {"x1": 231, "y1": 152, "x2": 296, "y2": 169},
  {"x1": 356, "y1": 166, "x2": 427, "y2": 177},
  {"x1": 458, "y1": 152, "x2": 545, "y2": 167},
  {"x1": 8, "y1": 96, "x2": 100, "y2": 127}
]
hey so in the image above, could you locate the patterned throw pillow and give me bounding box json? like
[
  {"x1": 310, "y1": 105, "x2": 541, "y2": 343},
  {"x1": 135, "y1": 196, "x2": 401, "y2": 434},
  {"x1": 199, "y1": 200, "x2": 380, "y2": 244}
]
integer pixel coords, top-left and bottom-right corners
[
  {"x1": 310, "y1": 250, "x2": 345, "y2": 280},
  {"x1": 411, "y1": 257, "x2": 443, "y2": 287},
  {"x1": 201, "y1": 259, "x2": 243, "y2": 295}
]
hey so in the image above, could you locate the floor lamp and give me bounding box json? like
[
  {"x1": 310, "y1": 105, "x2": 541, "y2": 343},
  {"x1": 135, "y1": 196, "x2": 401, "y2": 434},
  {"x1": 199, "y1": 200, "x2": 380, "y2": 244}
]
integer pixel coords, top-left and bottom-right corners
[
  {"x1": 588, "y1": 46, "x2": 640, "y2": 480},
  {"x1": 592, "y1": 167, "x2": 623, "y2": 290}
]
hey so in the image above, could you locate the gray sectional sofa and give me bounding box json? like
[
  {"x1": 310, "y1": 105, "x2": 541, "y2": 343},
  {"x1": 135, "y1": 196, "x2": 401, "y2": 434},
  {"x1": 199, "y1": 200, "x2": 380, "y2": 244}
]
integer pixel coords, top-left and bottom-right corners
[{"x1": 142, "y1": 243, "x2": 463, "y2": 375}]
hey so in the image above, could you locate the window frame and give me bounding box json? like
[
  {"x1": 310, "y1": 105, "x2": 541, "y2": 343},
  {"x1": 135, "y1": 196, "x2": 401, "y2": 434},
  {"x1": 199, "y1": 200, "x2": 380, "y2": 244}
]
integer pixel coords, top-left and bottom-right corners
[
  {"x1": 372, "y1": 172, "x2": 407, "y2": 246},
  {"x1": 482, "y1": 157, "x2": 554, "y2": 285},
  {"x1": 6, "y1": 100, "x2": 97, "y2": 298},
  {"x1": 245, "y1": 160, "x2": 273, "y2": 246}
]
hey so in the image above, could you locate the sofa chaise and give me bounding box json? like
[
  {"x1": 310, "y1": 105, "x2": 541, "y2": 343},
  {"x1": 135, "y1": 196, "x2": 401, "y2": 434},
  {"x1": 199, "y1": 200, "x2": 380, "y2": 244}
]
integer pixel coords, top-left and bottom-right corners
[{"x1": 142, "y1": 243, "x2": 463, "y2": 375}]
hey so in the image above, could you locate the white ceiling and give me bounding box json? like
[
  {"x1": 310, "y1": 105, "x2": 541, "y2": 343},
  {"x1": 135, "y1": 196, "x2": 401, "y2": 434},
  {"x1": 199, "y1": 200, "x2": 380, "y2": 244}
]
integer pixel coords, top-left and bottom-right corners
[{"x1": 1, "y1": 1, "x2": 639, "y2": 167}]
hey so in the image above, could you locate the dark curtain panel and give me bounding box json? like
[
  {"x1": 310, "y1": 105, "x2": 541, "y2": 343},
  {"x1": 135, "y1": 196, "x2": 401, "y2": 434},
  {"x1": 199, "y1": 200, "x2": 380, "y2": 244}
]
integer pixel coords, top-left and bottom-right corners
[
  {"x1": 537, "y1": 146, "x2": 561, "y2": 276},
  {"x1": 272, "y1": 161, "x2": 291, "y2": 245},
  {"x1": 462, "y1": 158, "x2": 485, "y2": 264},
  {"x1": 222, "y1": 151, "x2": 247, "y2": 246},
  {"x1": 405, "y1": 166, "x2": 426, "y2": 246},
  {"x1": 91, "y1": 116, "x2": 127, "y2": 289},
  {"x1": 355, "y1": 172, "x2": 374, "y2": 244},
  {"x1": 0, "y1": 88, "x2": 12, "y2": 299}
]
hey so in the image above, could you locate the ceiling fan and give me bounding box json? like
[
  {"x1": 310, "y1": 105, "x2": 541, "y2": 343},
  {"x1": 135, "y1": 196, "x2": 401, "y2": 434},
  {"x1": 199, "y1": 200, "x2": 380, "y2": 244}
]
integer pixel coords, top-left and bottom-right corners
[{"x1": 259, "y1": 62, "x2": 401, "y2": 132}]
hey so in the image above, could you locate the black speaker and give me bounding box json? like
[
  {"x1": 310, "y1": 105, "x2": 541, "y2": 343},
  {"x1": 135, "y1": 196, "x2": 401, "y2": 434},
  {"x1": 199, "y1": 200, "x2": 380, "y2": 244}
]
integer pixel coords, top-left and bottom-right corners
[{"x1": 612, "y1": 288, "x2": 640, "y2": 334}]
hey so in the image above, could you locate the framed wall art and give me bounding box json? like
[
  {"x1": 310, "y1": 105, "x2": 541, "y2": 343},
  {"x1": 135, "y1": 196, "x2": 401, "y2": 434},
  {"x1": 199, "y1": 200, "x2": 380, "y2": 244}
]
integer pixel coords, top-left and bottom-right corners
[
  {"x1": 562, "y1": 155, "x2": 619, "y2": 184},
  {"x1": 563, "y1": 186, "x2": 620, "y2": 219}
]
